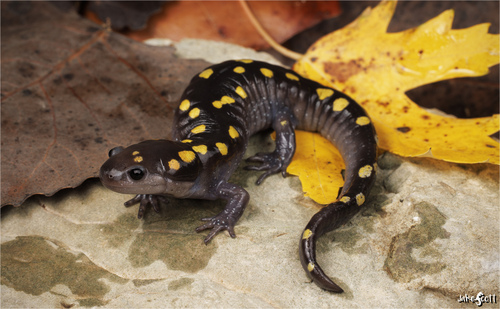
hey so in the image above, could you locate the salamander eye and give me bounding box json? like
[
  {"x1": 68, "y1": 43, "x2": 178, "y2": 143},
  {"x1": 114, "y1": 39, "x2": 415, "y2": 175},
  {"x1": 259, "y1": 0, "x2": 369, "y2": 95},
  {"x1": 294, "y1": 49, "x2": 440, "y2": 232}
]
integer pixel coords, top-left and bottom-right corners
[
  {"x1": 129, "y1": 168, "x2": 145, "y2": 181},
  {"x1": 108, "y1": 146, "x2": 124, "y2": 157}
]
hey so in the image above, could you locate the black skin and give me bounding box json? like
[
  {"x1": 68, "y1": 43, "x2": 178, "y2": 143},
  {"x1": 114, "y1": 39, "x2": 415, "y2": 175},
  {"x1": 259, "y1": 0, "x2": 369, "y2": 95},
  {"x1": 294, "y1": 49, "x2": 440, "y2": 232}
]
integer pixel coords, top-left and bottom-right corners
[{"x1": 100, "y1": 60, "x2": 377, "y2": 292}]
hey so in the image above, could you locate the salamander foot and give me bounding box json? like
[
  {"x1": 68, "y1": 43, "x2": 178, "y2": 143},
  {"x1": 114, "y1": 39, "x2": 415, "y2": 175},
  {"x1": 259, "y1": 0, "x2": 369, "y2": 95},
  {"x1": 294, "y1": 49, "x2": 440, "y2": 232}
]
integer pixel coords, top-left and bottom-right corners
[
  {"x1": 195, "y1": 214, "x2": 237, "y2": 244},
  {"x1": 245, "y1": 151, "x2": 289, "y2": 185},
  {"x1": 124, "y1": 194, "x2": 168, "y2": 219}
]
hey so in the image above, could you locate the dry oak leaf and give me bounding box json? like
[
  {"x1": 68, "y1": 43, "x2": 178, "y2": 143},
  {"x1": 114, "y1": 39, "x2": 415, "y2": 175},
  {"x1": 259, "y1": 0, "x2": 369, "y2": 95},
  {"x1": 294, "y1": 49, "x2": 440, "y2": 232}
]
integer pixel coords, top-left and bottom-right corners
[
  {"x1": 294, "y1": 0, "x2": 500, "y2": 165},
  {"x1": 1, "y1": 1, "x2": 209, "y2": 207},
  {"x1": 121, "y1": 1, "x2": 340, "y2": 50}
]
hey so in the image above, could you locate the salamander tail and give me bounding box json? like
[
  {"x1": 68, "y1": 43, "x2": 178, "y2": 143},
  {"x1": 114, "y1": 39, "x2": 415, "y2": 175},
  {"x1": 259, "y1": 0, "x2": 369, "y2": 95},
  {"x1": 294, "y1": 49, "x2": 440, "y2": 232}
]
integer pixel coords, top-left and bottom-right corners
[{"x1": 299, "y1": 200, "x2": 361, "y2": 292}]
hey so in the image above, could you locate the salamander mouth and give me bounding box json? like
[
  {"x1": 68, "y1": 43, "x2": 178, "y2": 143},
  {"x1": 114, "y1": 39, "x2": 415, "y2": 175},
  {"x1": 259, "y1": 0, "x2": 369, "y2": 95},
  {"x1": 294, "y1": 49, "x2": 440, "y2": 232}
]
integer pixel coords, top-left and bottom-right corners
[
  {"x1": 100, "y1": 181, "x2": 136, "y2": 194},
  {"x1": 101, "y1": 180, "x2": 168, "y2": 195}
]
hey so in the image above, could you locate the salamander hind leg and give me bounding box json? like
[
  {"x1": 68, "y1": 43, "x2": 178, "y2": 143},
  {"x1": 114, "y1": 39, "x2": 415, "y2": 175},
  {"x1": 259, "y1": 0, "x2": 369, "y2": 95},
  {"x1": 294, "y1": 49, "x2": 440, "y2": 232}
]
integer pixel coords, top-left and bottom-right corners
[
  {"x1": 245, "y1": 110, "x2": 296, "y2": 185},
  {"x1": 196, "y1": 182, "x2": 250, "y2": 244}
]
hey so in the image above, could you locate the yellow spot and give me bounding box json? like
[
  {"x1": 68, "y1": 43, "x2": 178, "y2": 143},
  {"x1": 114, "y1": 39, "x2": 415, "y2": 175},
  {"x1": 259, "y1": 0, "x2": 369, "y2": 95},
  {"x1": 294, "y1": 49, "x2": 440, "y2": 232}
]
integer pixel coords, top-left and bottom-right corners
[
  {"x1": 178, "y1": 150, "x2": 196, "y2": 163},
  {"x1": 235, "y1": 86, "x2": 247, "y2": 98},
  {"x1": 212, "y1": 100, "x2": 222, "y2": 109},
  {"x1": 286, "y1": 72, "x2": 299, "y2": 81},
  {"x1": 213, "y1": 96, "x2": 235, "y2": 109},
  {"x1": 221, "y1": 96, "x2": 235, "y2": 104},
  {"x1": 356, "y1": 116, "x2": 371, "y2": 126},
  {"x1": 280, "y1": 120, "x2": 287, "y2": 126},
  {"x1": 189, "y1": 108, "x2": 200, "y2": 119},
  {"x1": 238, "y1": 59, "x2": 253, "y2": 63},
  {"x1": 179, "y1": 99, "x2": 190, "y2": 111},
  {"x1": 181, "y1": 139, "x2": 192, "y2": 143},
  {"x1": 133, "y1": 156, "x2": 143, "y2": 163},
  {"x1": 168, "y1": 159, "x2": 180, "y2": 170},
  {"x1": 191, "y1": 125, "x2": 206, "y2": 134},
  {"x1": 307, "y1": 263, "x2": 315, "y2": 272},
  {"x1": 233, "y1": 66, "x2": 245, "y2": 73},
  {"x1": 260, "y1": 68, "x2": 274, "y2": 78},
  {"x1": 356, "y1": 193, "x2": 365, "y2": 206},
  {"x1": 333, "y1": 98, "x2": 349, "y2": 111},
  {"x1": 340, "y1": 196, "x2": 351, "y2": 203},
  {"x1": 316, "y1": 88, "x2": 334, "y2": 100},
  {"x1": 358, "y1": 165, "x2": 373, "y2": 178},
  {"x1": 132, "y1": 151, "x2": 140, "y2": 156},
  {"x1": 228, "y1": 126, "x2": 239, "y2": 139},
  {"x1": 302, "y1": 229, "x2": 313, "y2": 240},
  {"x1": 192, "y1": 145, "x2": 207, "y2": 155},
  {"x1": 216, "y1": 142, "x2": 228, "y2": 155},
  {"x1": 199, "y1": 68, "x2": 213, "y2": 79}
]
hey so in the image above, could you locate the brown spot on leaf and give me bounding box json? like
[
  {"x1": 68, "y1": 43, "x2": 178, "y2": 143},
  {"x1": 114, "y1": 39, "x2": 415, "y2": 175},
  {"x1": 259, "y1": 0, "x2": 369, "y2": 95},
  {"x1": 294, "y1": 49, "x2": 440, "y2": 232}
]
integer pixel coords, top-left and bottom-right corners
[
  {"x1": 377, "y1": 100, "x2": 389, "y2": 108},
  {"x1": 17, "y1": 61, "x2": 36, "y2": 78},
  {"x1": 323, "y1": 59, "x2": 367, "y2": 83},
  {"x1": 218, "y1": 26, "x2": 228, "y2": 38},
  {"x1": 63, "y1": 73, "x2": 74, "y2": 81},
  {"x1": 396, "y1": 126, "x2": 411, "y2": 133},
  {"x1": 345, "y1": 85, "x2": 356, "y2": 94},
  {"x1": 53, "y1": 76, "x2": 63, "y2": 85}
]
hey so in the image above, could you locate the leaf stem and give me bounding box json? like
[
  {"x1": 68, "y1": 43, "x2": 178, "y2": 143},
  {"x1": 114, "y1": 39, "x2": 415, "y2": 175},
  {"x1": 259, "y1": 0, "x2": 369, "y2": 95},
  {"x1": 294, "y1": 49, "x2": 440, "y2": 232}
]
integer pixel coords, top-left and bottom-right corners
[{"x1": 239, "y1": 0, "x2": 303, "y2": 60}]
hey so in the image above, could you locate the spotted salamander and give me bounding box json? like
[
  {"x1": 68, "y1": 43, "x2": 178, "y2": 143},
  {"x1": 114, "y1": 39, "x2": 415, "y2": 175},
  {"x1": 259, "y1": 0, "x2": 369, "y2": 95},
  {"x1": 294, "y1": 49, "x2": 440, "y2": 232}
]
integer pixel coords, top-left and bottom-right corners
[{"x1": 100, "y1": 60, "x2": 377, "y2": 292}]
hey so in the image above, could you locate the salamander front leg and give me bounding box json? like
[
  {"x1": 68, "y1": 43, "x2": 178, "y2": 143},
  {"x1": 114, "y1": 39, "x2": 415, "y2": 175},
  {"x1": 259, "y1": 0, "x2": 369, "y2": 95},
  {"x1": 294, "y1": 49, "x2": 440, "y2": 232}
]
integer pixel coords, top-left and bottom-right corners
[
  {"x1": 195, "y1": 182, "x2": 250, "y2": 244},
  {"x1": 245, "y1": 111, "x2": 296, "y2": 185},
  {"x1": 124, "y1": 194, "x2": 168, "y2": 219}
]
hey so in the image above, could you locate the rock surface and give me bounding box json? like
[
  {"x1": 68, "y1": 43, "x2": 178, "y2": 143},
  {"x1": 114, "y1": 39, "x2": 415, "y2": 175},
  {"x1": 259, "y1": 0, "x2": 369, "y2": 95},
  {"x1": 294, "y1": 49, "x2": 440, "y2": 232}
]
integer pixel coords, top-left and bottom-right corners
[{"x1": 2, "y1": 40, "x2": 499, "y2": 308}]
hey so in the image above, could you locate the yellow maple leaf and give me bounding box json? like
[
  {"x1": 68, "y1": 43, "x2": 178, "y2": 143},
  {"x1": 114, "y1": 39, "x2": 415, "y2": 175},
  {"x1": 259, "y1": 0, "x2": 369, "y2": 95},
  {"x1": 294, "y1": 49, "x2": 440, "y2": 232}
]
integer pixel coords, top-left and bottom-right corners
[
  {"x1": 294, "y1": 0, "x2": 500, "y2": 165},
  {"x1": 285, "y1": 131, "x2": 345, "y2": 205}
]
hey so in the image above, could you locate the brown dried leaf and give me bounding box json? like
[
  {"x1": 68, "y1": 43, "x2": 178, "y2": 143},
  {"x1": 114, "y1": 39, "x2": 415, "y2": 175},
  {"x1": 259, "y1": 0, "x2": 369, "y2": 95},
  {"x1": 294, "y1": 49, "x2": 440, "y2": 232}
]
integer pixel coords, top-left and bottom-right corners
[
  {"x1": 123, "y1": 1, "x2": 341, "y2": 49},
  {"x1": 1, "y1": 1, "x2": 209, "y2": 207},
  {"x1": 86, "y1": 1, "x2": 165, "y2": 31}
]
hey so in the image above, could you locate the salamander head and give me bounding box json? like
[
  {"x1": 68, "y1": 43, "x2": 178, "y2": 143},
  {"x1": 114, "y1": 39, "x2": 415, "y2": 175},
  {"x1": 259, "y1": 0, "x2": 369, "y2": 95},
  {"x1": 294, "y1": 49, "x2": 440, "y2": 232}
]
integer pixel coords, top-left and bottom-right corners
[{"x1": 99, "y1": 140, "x2": 201, "y2": 197}]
